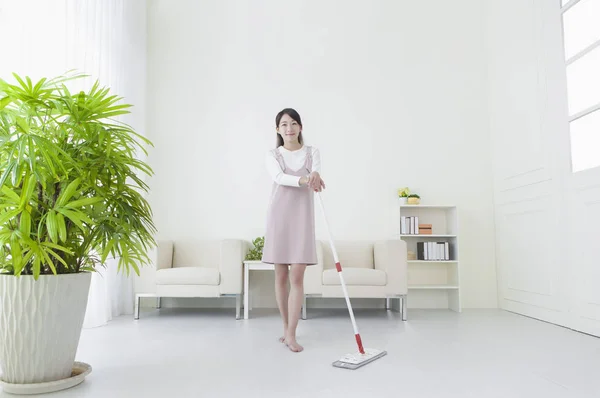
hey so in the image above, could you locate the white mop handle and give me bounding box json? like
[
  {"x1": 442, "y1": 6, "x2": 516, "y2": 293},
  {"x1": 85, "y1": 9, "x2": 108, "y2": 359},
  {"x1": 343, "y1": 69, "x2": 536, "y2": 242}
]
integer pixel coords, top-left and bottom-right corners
[{"x1": 316, "y1": 193, "x2": 364, "y2": 353}]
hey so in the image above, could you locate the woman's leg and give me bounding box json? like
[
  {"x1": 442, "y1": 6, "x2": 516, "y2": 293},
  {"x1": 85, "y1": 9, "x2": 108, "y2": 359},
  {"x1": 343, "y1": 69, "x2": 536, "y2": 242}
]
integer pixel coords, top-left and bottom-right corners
[
  {"x1": 274, "y1": 264, "x2": 289, "y2": 342},
  {"x1": 285, "y1": 264, "x2": 307, "y2": 352}
]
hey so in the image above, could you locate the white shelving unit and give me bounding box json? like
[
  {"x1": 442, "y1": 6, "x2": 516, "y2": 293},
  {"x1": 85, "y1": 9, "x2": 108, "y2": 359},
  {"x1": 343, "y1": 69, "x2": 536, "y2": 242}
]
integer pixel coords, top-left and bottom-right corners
[{"x1": 398, "y1": 204, "x2": 461, "y2": 312}]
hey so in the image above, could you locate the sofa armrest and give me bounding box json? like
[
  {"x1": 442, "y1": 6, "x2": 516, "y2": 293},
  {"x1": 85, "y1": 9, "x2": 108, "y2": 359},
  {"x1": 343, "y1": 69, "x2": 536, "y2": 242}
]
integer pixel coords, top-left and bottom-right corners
[
  {"x1": 374, "y1": 240, "x2": 407, "y2": 295},
  {"x1": 304, "y1": 240, "x2": 324, "y2": 295},
  {"x1": 218, "y1": 239, "x2": 247, "y2": 295},
  {"x1": 156, "y1": 240, "x2": 174, "y2": 270}
]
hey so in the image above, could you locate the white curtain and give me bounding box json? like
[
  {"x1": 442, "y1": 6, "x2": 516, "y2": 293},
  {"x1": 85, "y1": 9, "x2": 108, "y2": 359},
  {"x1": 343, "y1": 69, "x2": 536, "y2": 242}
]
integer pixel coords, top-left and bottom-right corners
[
  {"x1": 83, "y1": 257, "x2": 135, "y2": 328},
  {"x1": 0, "y1": 0, "x2": 148, "y2": 328}
]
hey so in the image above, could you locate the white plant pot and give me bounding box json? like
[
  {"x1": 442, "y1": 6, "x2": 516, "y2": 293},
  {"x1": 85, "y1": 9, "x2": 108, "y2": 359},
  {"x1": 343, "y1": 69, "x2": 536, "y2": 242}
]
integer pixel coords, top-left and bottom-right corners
[
  {"x1": 399, "y1": 197, "x2": 408, "y2": 205},
  {"x1": 0, "y1": 272, "x2": 92, "y2": 392}
]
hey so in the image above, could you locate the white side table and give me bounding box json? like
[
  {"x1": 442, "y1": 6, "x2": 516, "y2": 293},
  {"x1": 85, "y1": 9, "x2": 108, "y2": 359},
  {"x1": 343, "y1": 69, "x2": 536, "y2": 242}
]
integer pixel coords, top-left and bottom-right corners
[{"x1": 243, "y1": 261, "x2": 306, "y2": 320}]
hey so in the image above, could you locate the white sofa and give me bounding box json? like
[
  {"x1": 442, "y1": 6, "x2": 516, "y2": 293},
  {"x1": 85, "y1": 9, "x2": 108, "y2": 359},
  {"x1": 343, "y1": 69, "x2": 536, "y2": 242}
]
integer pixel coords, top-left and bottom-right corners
[
  {"x1": 134, "y1": 239, "x2": 248, "y2": 319},
  {"x1": 303, "y1": 239, "x2": 408, "y2": 320}
]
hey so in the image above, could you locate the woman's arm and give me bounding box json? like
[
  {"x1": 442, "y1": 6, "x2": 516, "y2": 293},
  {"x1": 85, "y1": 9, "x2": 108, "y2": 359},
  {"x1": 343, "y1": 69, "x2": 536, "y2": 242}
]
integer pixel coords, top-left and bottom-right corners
[
  {"x1": 311, "y1": 147, "x2": 321, "y2": 174},
  {"x1": 265, "y1": 151, "x2": 308, "y2": 187}
]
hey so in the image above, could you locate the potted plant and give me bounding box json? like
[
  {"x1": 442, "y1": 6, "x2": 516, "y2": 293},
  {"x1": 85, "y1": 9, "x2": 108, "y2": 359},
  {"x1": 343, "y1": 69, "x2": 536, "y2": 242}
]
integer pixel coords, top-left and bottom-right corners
[
  {"x1": 397, "y1": 187, "x2": 410, "y2": 204},
  {"x1": 407, "y1": 194, "x2": 421, "y2": 205},
  {"x1": 245, "y1": 236, "x2": 264, "y2": 261},
  {"x1": 0, "y1": 72, "x2": 156, "y2": 394}
]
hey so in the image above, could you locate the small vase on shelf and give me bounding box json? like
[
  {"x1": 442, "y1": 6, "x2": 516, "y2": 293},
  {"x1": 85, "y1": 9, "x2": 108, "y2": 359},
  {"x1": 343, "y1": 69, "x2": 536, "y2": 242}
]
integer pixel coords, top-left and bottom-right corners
[{"x1": 399, "y1": 197, "x2": 408, "y2": 205}]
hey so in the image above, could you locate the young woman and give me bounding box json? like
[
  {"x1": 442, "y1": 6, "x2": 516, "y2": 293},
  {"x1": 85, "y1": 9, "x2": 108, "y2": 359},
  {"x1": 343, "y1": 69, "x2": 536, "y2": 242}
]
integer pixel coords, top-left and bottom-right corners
[{"x1": 261, "y1": 108, "x2": 325, "y2": 353}]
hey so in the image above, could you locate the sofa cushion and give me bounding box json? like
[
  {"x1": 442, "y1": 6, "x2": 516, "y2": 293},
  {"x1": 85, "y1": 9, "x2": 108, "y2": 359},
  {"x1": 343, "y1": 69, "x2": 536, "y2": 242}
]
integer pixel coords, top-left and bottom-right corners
[
  {"x1": 156, "y1": 267, "x2": 220, "y2": 286},
  {"x1": 322, "y1": 268, "x2": 386, "y2": 286},
  {"x1": 321, "y1": 241, "x2": 374, "y2": 269},
  {"x1": 172, "y1": 240, "x2": 221, "y2": 269}
]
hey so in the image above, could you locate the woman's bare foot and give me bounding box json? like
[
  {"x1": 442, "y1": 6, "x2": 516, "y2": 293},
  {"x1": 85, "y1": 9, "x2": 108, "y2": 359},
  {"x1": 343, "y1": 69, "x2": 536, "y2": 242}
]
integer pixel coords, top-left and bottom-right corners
[
  {"x1": 279, "y1": 325, "x2": 288, "y2": 343},
  {"x1": 284, "y1": 337, "x2": 303, "y2": 352}
]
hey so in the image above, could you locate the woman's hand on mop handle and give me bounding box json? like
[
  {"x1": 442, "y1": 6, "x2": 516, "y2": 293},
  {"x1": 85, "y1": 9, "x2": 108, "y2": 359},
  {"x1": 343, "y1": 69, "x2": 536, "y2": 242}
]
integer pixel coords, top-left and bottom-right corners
[{"x1": 305, "y1": 172, "x2": 325, "y2": 192}]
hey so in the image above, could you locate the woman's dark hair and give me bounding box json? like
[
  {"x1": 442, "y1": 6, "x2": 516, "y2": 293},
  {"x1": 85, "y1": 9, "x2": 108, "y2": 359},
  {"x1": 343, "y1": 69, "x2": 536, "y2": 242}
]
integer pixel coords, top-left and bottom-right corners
[{"x1": 275, "y1": 108, "x2": 303, "y2": 147}]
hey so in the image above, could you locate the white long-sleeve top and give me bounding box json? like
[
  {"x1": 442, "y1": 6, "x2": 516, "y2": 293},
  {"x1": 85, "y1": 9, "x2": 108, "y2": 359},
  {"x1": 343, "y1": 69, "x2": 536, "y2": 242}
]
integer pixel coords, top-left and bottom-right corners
[{"x1": 265, "y1": 145, "x2": 321, "y2": 187}]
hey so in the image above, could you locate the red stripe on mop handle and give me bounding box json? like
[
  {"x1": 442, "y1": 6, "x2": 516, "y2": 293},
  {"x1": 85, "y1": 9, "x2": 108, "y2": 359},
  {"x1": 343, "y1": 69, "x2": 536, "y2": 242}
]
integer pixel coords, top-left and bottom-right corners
[
  {"x1": 355, "y1": 334, "x2": 365, "y2": 354},
  {"x1": 336, "y1": 261, "x2": 366, "y2": 355}
]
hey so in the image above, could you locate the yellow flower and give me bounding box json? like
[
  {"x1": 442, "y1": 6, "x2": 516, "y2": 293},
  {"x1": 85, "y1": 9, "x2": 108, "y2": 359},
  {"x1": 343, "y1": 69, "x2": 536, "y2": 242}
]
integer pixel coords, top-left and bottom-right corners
[{"x1": 397, "y1": 187, "x2": 410, "y2": 197}]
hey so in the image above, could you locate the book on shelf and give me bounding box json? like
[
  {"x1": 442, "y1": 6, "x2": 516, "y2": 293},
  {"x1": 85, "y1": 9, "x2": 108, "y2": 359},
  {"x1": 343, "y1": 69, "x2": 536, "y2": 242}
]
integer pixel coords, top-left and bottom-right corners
[
  {"x1": 401, "y1": 216, "x2": 417, "y2": 234},
  {"x1": 416, "y1": 241, "x2": 450, "y2": 261},
  {"x1": 400, "y1": 216, "x2": 432, "y2": 235}
]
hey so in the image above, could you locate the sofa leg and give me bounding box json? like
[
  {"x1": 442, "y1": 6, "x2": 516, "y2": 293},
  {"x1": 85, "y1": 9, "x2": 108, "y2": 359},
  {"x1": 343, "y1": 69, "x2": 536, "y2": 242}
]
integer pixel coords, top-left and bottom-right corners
[
  {"x1": 385, "y1": 298, "x2": 391, "y2": 310},
  {"x1": 134, "y1": 294, "x2": 140, "y2": 320},
  {"x1": 302, "y1": 295, "x2": 307, "y2": 320},
  {"x1": 156, "y1": 297, "x2": 162, "y2": 309},
  {"x1": 401, "y1": 295, "x2": 407, "y2": 321},
  {"x1": 236, "y1": 294, "x2": 241, "y2": 320}
]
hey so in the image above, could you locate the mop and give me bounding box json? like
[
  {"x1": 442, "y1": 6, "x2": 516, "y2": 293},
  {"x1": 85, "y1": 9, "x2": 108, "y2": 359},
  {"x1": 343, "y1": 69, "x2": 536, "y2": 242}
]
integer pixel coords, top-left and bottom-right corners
[{"x1": 316, "y1": 192, "x2": 387, "y2": 370}]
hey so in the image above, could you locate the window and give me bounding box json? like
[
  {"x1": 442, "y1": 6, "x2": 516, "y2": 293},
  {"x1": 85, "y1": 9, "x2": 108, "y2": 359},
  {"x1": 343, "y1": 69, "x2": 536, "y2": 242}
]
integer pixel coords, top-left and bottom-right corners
[{"x1": 561, "y1": 0, "x2": 600, "y2": 173}]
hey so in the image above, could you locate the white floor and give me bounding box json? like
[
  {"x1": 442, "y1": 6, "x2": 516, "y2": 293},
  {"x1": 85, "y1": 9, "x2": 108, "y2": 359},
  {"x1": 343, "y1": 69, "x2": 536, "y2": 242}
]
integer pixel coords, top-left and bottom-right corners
[{"x1": 1, "y1": 308, "x2": 599, "y2": 398}]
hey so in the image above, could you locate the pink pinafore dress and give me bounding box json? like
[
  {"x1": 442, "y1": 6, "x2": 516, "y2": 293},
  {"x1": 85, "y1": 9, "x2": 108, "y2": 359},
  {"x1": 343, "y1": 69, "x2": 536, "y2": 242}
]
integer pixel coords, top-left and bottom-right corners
[{"x1": 261, "y1": 146, "x2": 317, "y2": 265}]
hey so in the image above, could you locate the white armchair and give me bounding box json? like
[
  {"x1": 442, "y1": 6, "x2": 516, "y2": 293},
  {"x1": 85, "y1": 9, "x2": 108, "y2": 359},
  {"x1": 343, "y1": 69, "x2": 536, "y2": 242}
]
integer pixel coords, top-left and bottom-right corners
[
  {"x1": 304, "y1": 239, "x2": 408, "y2": 320},
  {"x1": 134, "y1": 239, "x2": 247, "y2": 319}
]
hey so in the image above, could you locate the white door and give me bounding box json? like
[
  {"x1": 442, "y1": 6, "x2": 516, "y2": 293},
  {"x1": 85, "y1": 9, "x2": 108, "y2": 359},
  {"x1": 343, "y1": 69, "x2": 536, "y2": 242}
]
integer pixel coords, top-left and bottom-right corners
[
  {"x1": 486, "y1": 0, "x2": 570, "y2": 327},
  {"x1": 560, "y1": 0, "x2": 600, "y2": 337},
  {"x1": 487, "y1": 0, "x2": 600, "y2": 337}
]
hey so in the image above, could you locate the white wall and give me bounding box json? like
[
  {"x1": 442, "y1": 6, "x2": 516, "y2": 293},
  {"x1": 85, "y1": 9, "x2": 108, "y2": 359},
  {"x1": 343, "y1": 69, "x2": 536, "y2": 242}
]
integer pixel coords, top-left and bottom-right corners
[
  {"x1": 142, "y1": 0, "x2": 498, "y2": 309},
  {"x1": 486, "y1": 0, "x2": 600, "y2": 337}
]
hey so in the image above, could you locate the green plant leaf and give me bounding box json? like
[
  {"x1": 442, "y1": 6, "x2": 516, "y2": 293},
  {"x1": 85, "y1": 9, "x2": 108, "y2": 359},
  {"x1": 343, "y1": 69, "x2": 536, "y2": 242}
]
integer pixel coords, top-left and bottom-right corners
[
  {"x1": 101, "y1": 238, "x2": 116, "y2": 263},
  {"x1": 19, "y1": 209, "x2": 31, "y2": 234},
  {"x1": 1, "y1": 185, "x2": 20, "y2": 203},
  {"x1": 56, "y1": 208, "x2": 91, "y2": 230},
  {"x1": 40, "y1": 249, "x2": 57, "y2": 275},
  {"x1": 56, "y1": 178, "x2": 81, "y2": 208},
  {"x1": 56, "y1": 212, "x2": 67, "y2": 242},
  {"x1": 31, "y1": 255, "x2": 41, "y2": 278},
  {"x1": 0, "y1": 162, "x2": 16, "y2": 190},
  {"x1": 64, "y1": 196, "x2": 102, "y2": 209},
  {"x1": 40, "y1": 241, "x2": 72, "y2": 255},
  {"x1": 0, "y1": 209, "x2": 21, "y2": 226},
  {"x1": 0, "y1": 96, "x2": 11, "y2": 110},
  {"x1": 16, "y1": 116, "x2": 30, "y2": 133},
  {"x1": 46, "y1": 210, "x2": 58, "y2": 242},
  {"x1": 45, "y1": 247, "x2": 68, "y2": 268},
  {"x1": 10, "y1": 236, "x2": 23, "y2": 275},
  {"x1": 20, "y1": 175, "x2": 37, "y2": 208}
]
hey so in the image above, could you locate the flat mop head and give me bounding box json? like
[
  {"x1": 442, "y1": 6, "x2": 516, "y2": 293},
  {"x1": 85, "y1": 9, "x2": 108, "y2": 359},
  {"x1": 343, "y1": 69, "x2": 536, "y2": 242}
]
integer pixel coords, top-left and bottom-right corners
[{"x1": 332, "y1": 348, "x2": 387, "y2": 370}]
